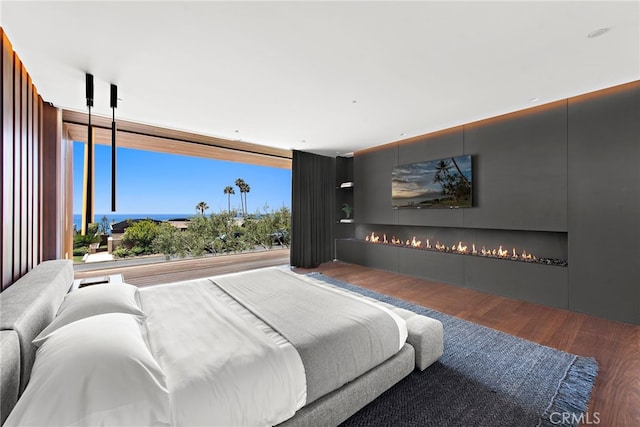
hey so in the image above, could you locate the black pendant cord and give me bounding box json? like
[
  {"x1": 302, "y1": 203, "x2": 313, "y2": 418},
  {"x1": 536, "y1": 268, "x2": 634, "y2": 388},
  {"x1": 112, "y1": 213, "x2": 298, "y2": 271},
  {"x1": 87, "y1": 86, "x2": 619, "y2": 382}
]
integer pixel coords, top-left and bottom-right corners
[
  {"x1": 111, "y1": 84, "x2": 117, "y2": 212},
  {"x1": 87, "y1": 107, "x2": 93, "y2": 232},
  {"x1": 84, "y1": 73, "x2": 94, "y2": 235},
  {"x1": 111, "y1": 116, "x2": 116, "y2": 212}
]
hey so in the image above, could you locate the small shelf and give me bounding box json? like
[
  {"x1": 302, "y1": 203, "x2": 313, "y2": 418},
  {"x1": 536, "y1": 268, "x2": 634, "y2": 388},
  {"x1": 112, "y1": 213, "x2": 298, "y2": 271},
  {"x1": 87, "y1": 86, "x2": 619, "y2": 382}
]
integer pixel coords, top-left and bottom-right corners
[{"x1": 335, "y1": 156, "x2": 355, "y2": 240}]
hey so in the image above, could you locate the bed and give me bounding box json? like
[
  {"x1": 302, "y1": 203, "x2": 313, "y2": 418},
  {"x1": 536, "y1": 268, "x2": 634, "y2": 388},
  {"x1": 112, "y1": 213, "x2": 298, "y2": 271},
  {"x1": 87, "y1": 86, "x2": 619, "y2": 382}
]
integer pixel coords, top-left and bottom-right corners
[{"x1": 0, "y1": 260, "x2": 443, "y2": 426}]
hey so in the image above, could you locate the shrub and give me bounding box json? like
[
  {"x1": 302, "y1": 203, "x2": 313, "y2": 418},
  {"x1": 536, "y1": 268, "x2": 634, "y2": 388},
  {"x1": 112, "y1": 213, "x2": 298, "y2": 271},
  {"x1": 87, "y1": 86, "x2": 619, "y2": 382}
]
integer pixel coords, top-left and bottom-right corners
[
  {"x1": 122, "y1": 219, "x2": 160, "y2": 254},
  {"x1": 152, "y1": 223, "x2": 180, "y2": 259},
  {"x1": 72, "y1": 246, "x2": 88, "y2": 257},
  {"x1": 130, "y1": 246, "x2": 146, "y2": 256},
  {"x1": 112, "y1": 247, "x2": 131, "y2": 258},
  {"x1": 73, "y1": 222, "x2": 101, "y2": 249},
  {"x1": 180, "y1": 215, "x2": 215, "y2": 257}
]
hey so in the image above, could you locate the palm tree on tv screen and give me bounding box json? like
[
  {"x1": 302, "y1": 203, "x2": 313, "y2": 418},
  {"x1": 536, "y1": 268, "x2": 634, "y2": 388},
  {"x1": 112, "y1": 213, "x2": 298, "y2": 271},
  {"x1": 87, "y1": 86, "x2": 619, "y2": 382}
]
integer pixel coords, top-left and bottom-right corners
[
  {"x1": 433, "y1": 160, "x2": 452, "y2": 189},
  {"x1": 433, "y1": 159, "x2": 470, "y2": 203}
]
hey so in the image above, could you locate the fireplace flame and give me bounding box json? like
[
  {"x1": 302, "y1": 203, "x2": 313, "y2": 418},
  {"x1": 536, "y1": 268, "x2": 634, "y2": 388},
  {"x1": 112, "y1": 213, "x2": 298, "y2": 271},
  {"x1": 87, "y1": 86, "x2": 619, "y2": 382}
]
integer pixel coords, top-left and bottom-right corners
[
  {"x1": 363, "y1": 232, "x2": 539, "y2": 262},
  {"x1": 366, "y1": 232, "x2": 380, "y2": 243},
  {"x1": 456, "y1": 241, "x2": 468, "y2": 254}
]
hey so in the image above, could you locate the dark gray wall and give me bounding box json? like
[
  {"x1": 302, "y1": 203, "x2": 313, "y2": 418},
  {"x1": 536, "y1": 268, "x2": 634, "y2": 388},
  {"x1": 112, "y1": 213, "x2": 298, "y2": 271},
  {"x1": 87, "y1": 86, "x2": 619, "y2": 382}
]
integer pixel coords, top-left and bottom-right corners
[
  {"x1": 354, "y1": 146, "x2": 398, "y2": 225},
  {"x1": 567, "y1": 85, "x2": 640, "y2": 324},
  {"x1": 463, "y1": 103, "x2": 568, "y2": 232},
  {"x1": 355, "y1": 104, "x2": 569, "y2": 232},
  {"x1": 463, "y1": 256, "x2": 568, "y2": 309},
  {"x1": 336, "y1": 240, "x2": 568, "y2": 308},
  {"x1": 344, "y1": 81, "x2": 639, "y2": 324}
]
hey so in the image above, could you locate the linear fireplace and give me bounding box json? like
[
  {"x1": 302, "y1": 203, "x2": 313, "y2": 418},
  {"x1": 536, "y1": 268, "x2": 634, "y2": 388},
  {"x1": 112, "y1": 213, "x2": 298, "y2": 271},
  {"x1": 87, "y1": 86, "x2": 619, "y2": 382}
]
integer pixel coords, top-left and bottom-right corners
[
  {"x1": 335, "y1": 224, "x2": 569, "y2": 309},
  {"x1": 357, "y1": 224, "x2": 568, "y2": 266}
]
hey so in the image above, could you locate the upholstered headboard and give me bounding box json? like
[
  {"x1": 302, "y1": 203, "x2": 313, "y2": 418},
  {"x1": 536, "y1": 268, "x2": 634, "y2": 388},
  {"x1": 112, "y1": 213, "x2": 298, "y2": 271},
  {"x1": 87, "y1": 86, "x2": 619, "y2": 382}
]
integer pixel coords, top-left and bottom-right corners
[{"x1": 0, "y1": 260, "x2": 73, "y2": 425}]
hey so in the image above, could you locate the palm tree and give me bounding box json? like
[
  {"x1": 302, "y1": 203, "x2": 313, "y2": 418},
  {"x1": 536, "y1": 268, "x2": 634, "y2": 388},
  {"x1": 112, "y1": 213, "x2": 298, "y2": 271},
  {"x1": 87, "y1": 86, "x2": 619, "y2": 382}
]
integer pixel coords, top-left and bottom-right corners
[
  {"x1": 241, "y1": 182, "x2": 250, "y2": 215},
  {"x1": 195, "y1": 201, "x2": 209, "y2": 215},
  {"x1": 433, "y1": 160, "x2": 452, "y2": 186},
  {"x1": 433, "y1": 160, "x2": 454, "y2": 196},
  {"x1": 223, "y1": 186, "x2": 235, "y2": 212},
  {"x1": 235, "y1": 178, "x2": 246, "y2": 216},
  {"x1": 450, "y1": 157, "x2": 471, "y2": 187}
]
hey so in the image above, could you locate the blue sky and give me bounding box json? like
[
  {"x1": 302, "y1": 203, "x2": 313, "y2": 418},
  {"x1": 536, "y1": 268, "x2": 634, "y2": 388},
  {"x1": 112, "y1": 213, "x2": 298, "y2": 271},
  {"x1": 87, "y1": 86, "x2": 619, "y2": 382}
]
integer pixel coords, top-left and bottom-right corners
[{"x1": 73, "y1": 142, "x2": 292, "y2": 215}]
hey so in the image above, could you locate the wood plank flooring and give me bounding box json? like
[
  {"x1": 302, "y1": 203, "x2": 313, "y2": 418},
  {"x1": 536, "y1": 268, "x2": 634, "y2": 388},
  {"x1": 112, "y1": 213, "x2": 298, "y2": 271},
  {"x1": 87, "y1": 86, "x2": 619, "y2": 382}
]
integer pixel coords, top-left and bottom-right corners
[
  {"x1": 74, "y1": 254, "x2": 638, "y2": 426},
  {"x1": 296, "y1": 261, "x2": 639, "y2": 427}
]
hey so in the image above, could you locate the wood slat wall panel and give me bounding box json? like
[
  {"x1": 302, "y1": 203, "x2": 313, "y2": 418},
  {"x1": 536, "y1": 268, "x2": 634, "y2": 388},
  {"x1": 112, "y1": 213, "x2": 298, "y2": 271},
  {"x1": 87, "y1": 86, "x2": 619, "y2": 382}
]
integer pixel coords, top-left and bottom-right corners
[
  {"x1": 1, "y1": 30, "x2": 46, "y2": 291},
  {"x1": 27, "y1": 75, "x2": 34, "y2": 270},
  {"x1": 13, "y1": 52, "x2": 22, "y2": 279},
  {"x1": 33, "y1": 85, "x2": 41, "y2": 264},
  {"x1": 1, "y1": 33, "x2": 14, "y2": 290},
  {"x1": 41, "y1": 105, "x2": 62, "y2": 261},
  {"x1": 19, "y1": 57, "x2": 29, "y2": 277}
]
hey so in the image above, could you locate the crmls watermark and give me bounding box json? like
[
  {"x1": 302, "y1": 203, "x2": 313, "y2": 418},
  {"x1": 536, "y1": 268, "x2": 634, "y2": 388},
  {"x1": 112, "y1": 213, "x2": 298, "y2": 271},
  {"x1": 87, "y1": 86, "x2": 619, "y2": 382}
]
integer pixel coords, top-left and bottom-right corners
[{"x1": 549, "y1": 411, "x2": 601, "y2": 425}]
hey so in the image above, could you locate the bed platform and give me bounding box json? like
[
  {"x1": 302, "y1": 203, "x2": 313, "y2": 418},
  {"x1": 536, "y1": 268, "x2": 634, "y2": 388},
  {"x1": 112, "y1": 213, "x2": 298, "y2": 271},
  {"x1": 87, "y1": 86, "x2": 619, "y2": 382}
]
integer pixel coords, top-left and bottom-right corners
[{"x1": 0, "y1": 260, "x2": 443, "y2": 426}]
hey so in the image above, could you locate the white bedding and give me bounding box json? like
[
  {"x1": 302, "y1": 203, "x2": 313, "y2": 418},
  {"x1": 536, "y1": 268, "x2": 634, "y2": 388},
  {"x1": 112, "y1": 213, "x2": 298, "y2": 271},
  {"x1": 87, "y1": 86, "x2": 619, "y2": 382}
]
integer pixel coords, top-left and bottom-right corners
[
  {"x1": 8, "y1": 267, "x2": 408, "y2": 427},
  {"x1": 139, "y1": 278, "x2": 306, "y2": 427}
]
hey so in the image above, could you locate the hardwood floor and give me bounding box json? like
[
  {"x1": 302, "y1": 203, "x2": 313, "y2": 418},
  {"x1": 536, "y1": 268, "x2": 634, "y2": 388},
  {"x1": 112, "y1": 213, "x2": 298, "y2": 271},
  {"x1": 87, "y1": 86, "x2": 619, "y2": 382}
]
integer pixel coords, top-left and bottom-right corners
[
  {"x1": 75, "y1": 254, "x2": 638, "y2": 426},
  {"x1": 296, "y1": 261, "x2": 639, "y2": 427}
]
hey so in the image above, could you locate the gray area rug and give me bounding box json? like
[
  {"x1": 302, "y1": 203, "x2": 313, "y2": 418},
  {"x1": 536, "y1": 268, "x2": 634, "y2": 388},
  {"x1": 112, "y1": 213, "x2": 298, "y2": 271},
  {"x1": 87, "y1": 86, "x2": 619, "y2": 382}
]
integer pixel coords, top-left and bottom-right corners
[{"x1": 306, "y1": 273, "x2": 598, "y2": 427}]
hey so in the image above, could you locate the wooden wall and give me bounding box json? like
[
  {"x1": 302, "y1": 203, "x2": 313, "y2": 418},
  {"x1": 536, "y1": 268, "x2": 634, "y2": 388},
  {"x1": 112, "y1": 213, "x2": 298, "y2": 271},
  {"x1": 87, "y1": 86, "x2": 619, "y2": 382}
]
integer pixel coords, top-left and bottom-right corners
[{"x1": 1, "y1": 29, "x2": 63, "y2": 291}]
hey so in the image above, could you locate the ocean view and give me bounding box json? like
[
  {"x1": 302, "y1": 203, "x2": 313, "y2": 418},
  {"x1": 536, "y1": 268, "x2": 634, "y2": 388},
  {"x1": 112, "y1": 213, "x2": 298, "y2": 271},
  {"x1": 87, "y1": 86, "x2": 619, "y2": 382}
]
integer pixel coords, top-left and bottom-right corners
[{"x1": 73, "y1": 214, "x2": 194, "y2": 233}]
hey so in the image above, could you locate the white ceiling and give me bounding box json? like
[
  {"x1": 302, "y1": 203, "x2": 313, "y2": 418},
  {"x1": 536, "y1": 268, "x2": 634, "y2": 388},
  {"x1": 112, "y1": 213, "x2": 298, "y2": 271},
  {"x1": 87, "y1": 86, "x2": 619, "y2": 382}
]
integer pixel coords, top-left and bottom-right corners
[{"x1": 1, "y1": 1, "x2": 638, "y2": 157}]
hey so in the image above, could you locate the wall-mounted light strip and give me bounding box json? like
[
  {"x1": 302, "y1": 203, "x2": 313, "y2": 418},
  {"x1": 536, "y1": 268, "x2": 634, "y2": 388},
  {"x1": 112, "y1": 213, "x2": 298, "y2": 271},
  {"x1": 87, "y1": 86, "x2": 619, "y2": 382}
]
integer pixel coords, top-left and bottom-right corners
[{"x1": 110, "y1": 84, "x2": 117, "y2": 212}]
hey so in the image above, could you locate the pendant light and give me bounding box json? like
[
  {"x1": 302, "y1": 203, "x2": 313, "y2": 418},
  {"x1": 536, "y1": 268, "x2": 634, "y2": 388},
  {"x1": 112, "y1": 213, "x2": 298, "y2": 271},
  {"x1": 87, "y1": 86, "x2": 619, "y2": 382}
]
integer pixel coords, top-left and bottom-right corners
[{"x1": 110, "y1": 84, "x2": 117, "y2": 212}]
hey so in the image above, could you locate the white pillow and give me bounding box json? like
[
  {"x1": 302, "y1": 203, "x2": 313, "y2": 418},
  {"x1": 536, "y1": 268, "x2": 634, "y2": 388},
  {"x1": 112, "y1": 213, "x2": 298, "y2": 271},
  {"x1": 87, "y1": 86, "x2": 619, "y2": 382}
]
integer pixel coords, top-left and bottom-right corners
[
  {"x1": 33, "y1": 283, "x2": 145, "y2": 346},
  {"x1": 5, "y1": 313, "x2": 171, "y2": 427}
]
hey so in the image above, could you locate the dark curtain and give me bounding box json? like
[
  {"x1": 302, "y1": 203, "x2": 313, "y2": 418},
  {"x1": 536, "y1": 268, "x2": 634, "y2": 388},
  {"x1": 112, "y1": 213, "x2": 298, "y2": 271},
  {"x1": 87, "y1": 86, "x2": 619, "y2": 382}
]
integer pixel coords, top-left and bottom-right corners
[{"x1": 290, "y1": 150, "x2": 335, "y2": 268}]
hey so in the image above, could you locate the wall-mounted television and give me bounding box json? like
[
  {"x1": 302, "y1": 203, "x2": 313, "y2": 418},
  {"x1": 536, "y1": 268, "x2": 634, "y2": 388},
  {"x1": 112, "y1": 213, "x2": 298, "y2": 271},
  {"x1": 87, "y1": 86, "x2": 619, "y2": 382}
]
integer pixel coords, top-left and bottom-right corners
[{"x1": 392, "y1": 154, "x2": 472, "y2": 208}]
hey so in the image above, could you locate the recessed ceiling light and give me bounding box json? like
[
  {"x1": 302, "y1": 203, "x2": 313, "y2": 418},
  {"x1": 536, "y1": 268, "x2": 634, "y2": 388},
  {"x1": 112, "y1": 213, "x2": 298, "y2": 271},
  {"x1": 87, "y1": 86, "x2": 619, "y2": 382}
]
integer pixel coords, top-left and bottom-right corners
[
  {"x1": 301, "y1": 140, "x2": 306, "y2": 143},
  {"x1": 352, "y1": 100, "x2": 357, "y2": 104},
  {"x1": 529, "y1": 97, "x2": 539, "y2": 103},
  {"x1": 588, "y1": 28, "x2": 610, "y2": 39},
  {"x1": 400, "y1": 132, "x2": 406, "y2": 137}
]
